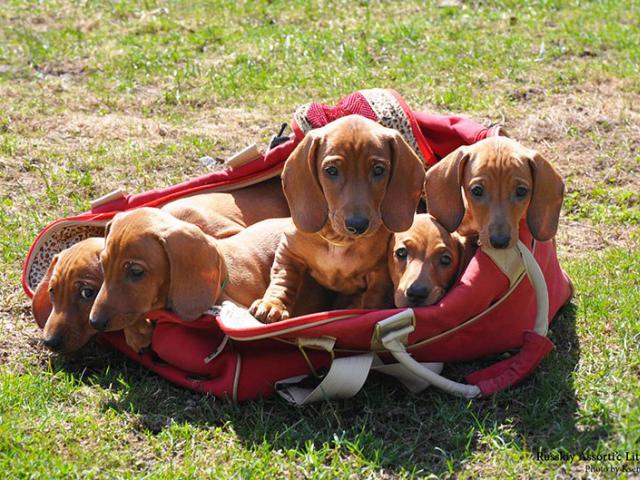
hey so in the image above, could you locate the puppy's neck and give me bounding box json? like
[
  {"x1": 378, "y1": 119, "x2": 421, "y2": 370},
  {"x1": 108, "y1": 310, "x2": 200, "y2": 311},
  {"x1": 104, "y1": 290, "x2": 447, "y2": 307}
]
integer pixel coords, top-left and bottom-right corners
[{"x1": 315, "y1": 225, "x2": 356, "y2": 248}]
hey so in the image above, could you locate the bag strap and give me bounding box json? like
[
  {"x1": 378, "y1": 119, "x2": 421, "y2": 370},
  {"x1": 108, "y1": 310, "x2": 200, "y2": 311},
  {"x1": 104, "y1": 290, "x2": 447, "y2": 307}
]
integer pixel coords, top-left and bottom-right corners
[{"x1": 275, "y1": 353, "x2": 375, "y2": 405}]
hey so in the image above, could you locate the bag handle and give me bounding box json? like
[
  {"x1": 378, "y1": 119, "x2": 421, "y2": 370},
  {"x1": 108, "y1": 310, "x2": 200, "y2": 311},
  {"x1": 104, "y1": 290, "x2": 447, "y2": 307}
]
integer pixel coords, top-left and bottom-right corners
[{"x1": 376, "y1": 309, "x2": 482, "y2": 399}]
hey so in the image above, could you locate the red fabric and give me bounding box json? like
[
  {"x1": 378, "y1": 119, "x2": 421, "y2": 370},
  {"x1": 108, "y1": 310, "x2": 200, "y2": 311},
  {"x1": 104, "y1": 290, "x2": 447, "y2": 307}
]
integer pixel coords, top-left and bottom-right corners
[
  {"x1": 414, "y1": 112, "x2": 498, "y2": 160},
  {"x1": 465, "y1": 331, "x2": 555, "y2": 396},
  {"x1": 306, "y1": 91, "x2": 378, "y2": 129}
]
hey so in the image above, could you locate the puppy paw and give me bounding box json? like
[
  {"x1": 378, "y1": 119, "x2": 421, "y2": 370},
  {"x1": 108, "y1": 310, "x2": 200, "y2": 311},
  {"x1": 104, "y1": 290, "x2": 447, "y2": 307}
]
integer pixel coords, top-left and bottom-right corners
[
  {"x1": 249, "y1": 299, "x2": 290, "y2": 323},
  {"x1": 124, "y1": 320, "x2": 154, "y2": 353}
]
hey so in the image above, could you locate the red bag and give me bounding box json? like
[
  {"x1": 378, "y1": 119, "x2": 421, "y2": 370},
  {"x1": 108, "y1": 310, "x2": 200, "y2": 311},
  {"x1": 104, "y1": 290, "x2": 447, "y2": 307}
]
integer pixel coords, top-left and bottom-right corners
[{"x1": 23, "y1": 89, "x2": 572, "y2": 403}]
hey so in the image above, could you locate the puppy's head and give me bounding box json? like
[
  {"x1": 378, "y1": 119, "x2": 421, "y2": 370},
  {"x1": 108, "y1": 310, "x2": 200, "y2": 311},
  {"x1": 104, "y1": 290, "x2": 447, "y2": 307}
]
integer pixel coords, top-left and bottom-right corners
[
  {"x1": 32, "y1": 237, "x2": 104, "y2": 353},
  {"x1": 388, "y1": 214, "x2": 462, "y2": 308},
  {"x1": 425, "y1": 136, "x2": 564, "y2": 249},
  {"x1": 89, "y1": 208, "x2": 223, "y2": 332},
  {"x1": 283, "y1": 115, "x2": 425, "y2": 237}
]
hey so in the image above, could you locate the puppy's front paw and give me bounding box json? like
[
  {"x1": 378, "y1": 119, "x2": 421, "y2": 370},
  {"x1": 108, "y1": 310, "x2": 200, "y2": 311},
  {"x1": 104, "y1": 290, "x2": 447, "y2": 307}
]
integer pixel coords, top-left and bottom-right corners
[
  {"x1": 249, "y1": 298, "x2": 290, "y2": 323},
  {"x1": 124, "y1": 320, "x2": 154, "y2": 353}
]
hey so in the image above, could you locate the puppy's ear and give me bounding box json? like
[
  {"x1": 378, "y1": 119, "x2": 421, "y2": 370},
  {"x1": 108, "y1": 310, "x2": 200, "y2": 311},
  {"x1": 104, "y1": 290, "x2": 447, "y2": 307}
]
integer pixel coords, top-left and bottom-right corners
[
  {"x1": 425, "y1": 147, "x2": 470, "y2": 232},
  {"x1": 103, "y1": 220, "x2": 113, "y2": 239},
  {"x1": 282, "y1": 133, "x2": 328, "y2": 232},
  {"x1": 381, "y1": 132, "x2": 426, "y2": 232},
  {"x1": 32, "y1": 255, "x2": 59, "y2": 328},
  {"x1": 527, "y1": 152, "x2": 564, "y2": 241},
  {"x1": 161, "y1": 223, "x2": 222, "y2": 320}
]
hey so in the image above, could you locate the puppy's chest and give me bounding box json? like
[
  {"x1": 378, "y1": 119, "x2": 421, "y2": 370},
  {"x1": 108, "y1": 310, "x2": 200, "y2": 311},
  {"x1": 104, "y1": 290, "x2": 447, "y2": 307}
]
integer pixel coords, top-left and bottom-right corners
[{"x1": 305, "y1": 243, "x2": 386, "y2": 294}]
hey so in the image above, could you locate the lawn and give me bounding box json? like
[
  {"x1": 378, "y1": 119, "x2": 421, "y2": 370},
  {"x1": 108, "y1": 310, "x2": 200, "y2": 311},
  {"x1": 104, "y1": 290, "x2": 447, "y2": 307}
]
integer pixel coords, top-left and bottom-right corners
[{"x1": 1, "y1": 0, "x2": 639, "y2": 478}]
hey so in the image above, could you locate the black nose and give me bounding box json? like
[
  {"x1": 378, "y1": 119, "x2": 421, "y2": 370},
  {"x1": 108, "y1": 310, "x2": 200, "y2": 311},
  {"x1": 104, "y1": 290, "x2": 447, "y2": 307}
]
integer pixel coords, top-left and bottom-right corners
[
  {"x1": 89, "y1": 312, "x2": 109, "y2": 331},
  {"x1": 489, "y1": 233, "x2": 511, "y2": 249},
  {"x1": 406, "y1": 283, "x2": 429, "y2": 304},
  {"x1": 345, "y1": 215, "x2": 369, "y2": 235},
  {"x1": 43, "y1": 334, "x2": 63, "y2": 352}
]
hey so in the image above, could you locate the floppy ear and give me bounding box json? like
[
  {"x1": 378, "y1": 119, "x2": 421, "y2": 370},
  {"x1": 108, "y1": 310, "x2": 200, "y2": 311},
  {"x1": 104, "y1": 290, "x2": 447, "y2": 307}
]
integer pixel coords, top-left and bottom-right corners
[
  {"x1": 381, "y1": 132, "x2": 426, "y2": 232},
  {"x1": 424, "y1": 147, "x2": 470, "y2": 232},
  {"x1": 103, "y1": 220, "x2": 112, "y2": 239},
  {"x1": 527, "y1": 152, "x2": 564, "y2": 241},
  {"x1": 282, "y1": 133, "x2": 328, "y2": 232},
  {"x1": 32, "y1": 255, "x2": 59, "y2": 328},
  {"x1": 160, "y1": 222, "x2": 222, "y2": 320}
]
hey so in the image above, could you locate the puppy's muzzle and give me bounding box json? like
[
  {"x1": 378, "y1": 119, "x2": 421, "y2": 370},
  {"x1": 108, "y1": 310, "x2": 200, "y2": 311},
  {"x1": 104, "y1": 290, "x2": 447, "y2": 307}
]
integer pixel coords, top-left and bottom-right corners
[
  {"x1": 89, "y1": 312, "x2": 110, "y2": 332},
  {"x1": 344, "y1": 215, "x2": 369, "y2": 235},
  {"x1": 405, "y1": 283, "x2": 429, "y2": 306},
  {"x1": 489, "y1": 232, "x2": 511, "y2": 249},
  {"x1": 43, "y1": 334, "x2": 64, "y2": 352}
]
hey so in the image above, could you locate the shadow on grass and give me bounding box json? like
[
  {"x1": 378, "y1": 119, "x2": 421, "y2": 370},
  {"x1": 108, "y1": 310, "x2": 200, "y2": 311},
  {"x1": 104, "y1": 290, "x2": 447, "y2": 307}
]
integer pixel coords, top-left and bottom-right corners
[{"x1": 49, "y1": 301, "x2": 604, "y2": 475}]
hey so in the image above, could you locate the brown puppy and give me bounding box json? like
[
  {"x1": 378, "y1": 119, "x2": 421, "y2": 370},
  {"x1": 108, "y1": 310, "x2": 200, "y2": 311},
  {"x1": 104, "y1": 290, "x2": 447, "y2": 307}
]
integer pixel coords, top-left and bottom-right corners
[
  {"x1": 89, "y1": 208, "x2": 224, "y2": 351},
  {"x1": 161, "y1": 178, "x2": 290, "y2": 238},
  {"x1": 32, "y1": 237, "x2": 104, "y2": 353},
  {"x1": 250, "y1": 115, "x2": 425, "y2": 323},
  {"x1": 89, "y1": 208, "x2": 303, "y2": 350},
  {"x1": 425, "y1": 136, "x2": 564, "y2": 249},
  {"x1": 388, "y1": 214, "x2": 476, "y2": 308}
]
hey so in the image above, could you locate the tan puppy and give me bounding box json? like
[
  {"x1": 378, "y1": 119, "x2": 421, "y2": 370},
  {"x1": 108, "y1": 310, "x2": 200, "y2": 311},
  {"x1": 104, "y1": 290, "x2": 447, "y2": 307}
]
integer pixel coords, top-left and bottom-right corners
[
  {"x1": 31, "y1": 237, "x2": 104, "y2": 353},
  {"x1": 425, "y1": 136, "x2": 564, "y2": 249},
  {"x1": 161, "y1": 178, "x2": 290, "y2": 238},
  {"x1": 388, "y1": 214, "x2": 476, "y2": 308},
  {"x1": 89, "y1": 208, "x2": 313, "y2": 350},
  {"x1": 250, "y1": 115, "x2": 425, "y2": 323},
  {"x1": 89, "y1": 208, "x2": 223, "y2": 351}
]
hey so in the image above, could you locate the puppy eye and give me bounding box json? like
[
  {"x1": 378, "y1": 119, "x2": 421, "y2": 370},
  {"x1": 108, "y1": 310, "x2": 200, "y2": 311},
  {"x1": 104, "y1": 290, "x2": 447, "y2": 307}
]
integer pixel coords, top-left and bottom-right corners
[
  {"x1": 372, "y1": 165, "x2": 385, "y2": 177},
  {"x1": 515, "y1": 186, "x2": 529, "y2": 198},
  {"x1": 440, "y1": 254, "x2": 452, "y2": 266},
  {"x1": 395, "y1": 247, "x2": 408, "y2": 259},
  {"x1": 128, "y1": 264, "x2": 145, "y2": 280},
  {"x1": 324, "y1": 166, "x2": 339, "y2": 177},
  {"x1": 80, "y1": 287, "x2": 96, "y2": 300},
  {"x1": 470, "y1": 185, "x2": 484, "y2": 198}
]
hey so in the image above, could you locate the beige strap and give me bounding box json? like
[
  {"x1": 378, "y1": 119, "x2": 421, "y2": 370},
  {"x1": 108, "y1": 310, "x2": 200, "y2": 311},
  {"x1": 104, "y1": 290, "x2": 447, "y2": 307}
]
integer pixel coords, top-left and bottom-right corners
[
  {"x1": 226, "y1": 144, "x2": 262, "y2": 169},
  {"x1": 90, "y1": 188, "x2": 128, "y2": 210},
  {"x1": 371, "y1": 357, "x2": 444, "y2": 394},
  {"x1": 204, "y1": 335, "x2": 229, "y2": 364},
  {"x1": 379, "y1": 316, "x2": 481, "y2": 399},
  {"x1": 515, "y1": 240, "x2": 549, "y2": 336},
  {"x1": 275, "y1": 353, "x2": 375, "y2": 405}
]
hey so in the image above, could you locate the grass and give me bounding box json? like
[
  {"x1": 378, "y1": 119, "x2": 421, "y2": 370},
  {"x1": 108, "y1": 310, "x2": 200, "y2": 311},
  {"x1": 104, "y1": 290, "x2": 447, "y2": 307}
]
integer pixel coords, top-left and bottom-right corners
[{"x1": 1, "y1": 0, "x2": 639, "y2": 478}]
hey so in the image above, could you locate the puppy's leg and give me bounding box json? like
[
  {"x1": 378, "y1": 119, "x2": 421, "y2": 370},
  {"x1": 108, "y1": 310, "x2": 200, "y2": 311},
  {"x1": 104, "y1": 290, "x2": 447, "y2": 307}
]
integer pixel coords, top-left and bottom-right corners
[
  {"x1": 250, "y1": 243, "x2": 306, "y2": 323},
  {"x1": 355, "y1": 268, "x2": 394, "y2": 309},
  {"x1": 123, "y1": 319, "x2": 155, "y2": 353}
]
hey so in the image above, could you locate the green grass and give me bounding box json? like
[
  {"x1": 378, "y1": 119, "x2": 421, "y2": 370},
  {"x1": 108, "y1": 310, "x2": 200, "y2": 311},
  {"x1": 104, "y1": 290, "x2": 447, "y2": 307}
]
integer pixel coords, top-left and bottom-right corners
[
  {"x1": 1, "y1": 0, "x2": 639, "y2": 113},
  {"x1": 1, "y1": 0, "x2": 639, "y2": 478}
]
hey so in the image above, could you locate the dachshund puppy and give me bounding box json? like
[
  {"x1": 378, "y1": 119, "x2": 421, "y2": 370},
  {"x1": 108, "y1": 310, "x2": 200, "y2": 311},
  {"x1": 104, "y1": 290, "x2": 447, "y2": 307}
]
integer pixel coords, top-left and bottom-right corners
[
  {"x1": 425, "y1": 136, "x2": 564, "y2": 249},
  {"x1": 89, "y1": 208, "x2": 225, "y2": 351},
  {"x1": 31, "y1": 237, "x2": 104, "y2": 353},
  {"x1": 388, "y1": 214, "x2": 476, "y2": 308},
  {"x1": 89, "y1": 208, "x2": 311, "y2": 350},
  {"x1": 250, "y1": 115, "x2": 425, "y2": 323},
  {"x1": 161, "y1": 178, "x2": 290, "y2": 238}
]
